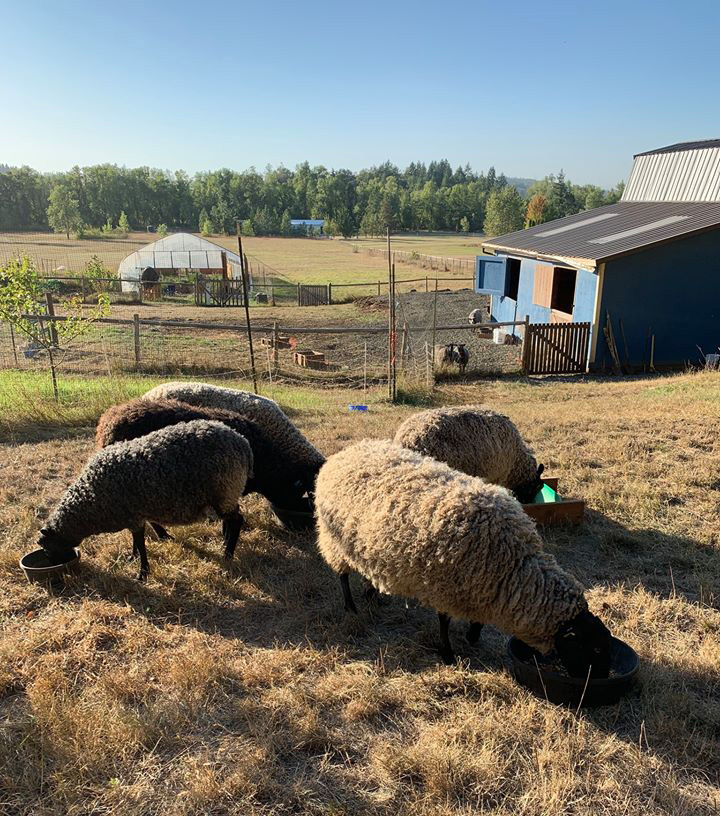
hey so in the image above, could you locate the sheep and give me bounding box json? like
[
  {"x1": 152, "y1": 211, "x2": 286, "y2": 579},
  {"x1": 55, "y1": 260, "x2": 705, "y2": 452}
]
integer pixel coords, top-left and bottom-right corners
[
  {"x1": 434, "y1": 343, "x2": 469, "y2": 374},
  {"x1": 142, "y1": 382, "x2": 324, "y2": 480},
  {"x1": 394, "y1": 406, "x2": 545, "y2": 504},
  {"x1": 95, "y1": 398, "x2": 320, "y2": 537},
  {"x1": 315, "y1": 439, "x2": 611, "y2": 677},
  {"x1": 38, "y1": 420, "x2": 253, "y2": 581}
]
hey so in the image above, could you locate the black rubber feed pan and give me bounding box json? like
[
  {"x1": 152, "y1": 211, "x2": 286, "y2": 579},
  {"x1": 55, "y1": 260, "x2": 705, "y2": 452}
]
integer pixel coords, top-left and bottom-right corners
[
  {"x1": 508, "y1": 636, "x2": 639, "y2": 707},
  {"x1": 270, "y1": 503, "x2": 315, "y2": 532},
  {"x1": 19, "y1": 548, "x2": 80, "y2": 584}
]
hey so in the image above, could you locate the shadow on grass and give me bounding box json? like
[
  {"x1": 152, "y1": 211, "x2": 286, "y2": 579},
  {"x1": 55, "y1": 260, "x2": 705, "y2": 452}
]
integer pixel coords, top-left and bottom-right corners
[
  {"x1": 48, "y1": 504, "x2": 720, "y2": 790},
  {"x1": 544, "y1": 509, "x2": 720, "y2": 608}
]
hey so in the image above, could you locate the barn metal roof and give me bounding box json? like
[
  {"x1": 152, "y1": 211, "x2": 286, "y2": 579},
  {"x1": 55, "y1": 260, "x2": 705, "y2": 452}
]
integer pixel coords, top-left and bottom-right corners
[
  {"x1": 481, "y1": 201, "x2": 720, "y2": 268},
  {"x1": 635, "y1": 139, "x2": 720, "y2": 157},
  {"x1": 623, "y1": 142, "x2": 720, "y2": 202}
]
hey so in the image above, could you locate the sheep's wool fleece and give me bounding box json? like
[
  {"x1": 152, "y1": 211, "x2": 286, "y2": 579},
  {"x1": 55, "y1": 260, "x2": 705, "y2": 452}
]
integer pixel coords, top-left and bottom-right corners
[
  {"x1": 316, "y1": 439, "x2": 586, "y2": 651},
  {"x1": 96, "y1": 398, "x2": 312, "y2": 502},
  {"x1": 394, "y1": 406, "x2": 538, "y2": 491},
  {"x1": 143, "y1": 382, "x2": 324, "y2": 470},
  {"x1": 48, "y1": 420, "x2": 253, "y2": 542}
]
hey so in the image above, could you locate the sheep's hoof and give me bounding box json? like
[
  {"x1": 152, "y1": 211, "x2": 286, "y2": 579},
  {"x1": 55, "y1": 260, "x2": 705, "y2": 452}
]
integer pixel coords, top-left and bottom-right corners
[
  {"x1": 439, "y1": 648, "x2": 456, "y2": 666},
  {"x1": 137, "y1": 570, "x2": 148, "y2": 582}
]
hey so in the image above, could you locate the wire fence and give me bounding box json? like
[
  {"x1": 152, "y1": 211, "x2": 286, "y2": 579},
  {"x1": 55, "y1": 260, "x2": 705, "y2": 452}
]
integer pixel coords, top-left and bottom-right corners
[
  {"x1": 0, "y1": 294, "x2": 525, "y2": 397},
  {"x1": 1, "y1": 234, "x2": 477, "y2": 308}
]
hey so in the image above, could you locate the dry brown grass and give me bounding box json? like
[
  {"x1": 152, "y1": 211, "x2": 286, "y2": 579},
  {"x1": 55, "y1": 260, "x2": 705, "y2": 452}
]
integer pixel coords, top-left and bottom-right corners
[{"x1": 1, "y1": 371, "x2": 719, "y2": 815}]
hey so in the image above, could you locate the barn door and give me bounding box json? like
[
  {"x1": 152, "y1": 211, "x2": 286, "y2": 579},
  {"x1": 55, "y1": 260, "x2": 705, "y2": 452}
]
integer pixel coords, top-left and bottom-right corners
[{"x1": 476, "y1": 256, "x2": 507, "y2": 295}]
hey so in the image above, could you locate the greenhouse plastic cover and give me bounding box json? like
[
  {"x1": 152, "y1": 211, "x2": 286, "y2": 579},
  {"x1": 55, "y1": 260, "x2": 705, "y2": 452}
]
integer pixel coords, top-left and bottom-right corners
[{"x1": 118, "y1": 233, "x2": 244, "y2": 291}]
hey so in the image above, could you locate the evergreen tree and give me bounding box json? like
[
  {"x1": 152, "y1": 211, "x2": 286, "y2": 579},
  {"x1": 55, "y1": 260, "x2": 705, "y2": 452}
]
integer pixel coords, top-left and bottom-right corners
[{"x1": 118, "y1": 210, "x2": 130, "y2": 233}]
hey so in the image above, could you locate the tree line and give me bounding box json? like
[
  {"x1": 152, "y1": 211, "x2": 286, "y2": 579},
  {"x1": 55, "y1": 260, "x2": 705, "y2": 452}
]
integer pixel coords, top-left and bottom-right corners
[{"x1": 0, "y1": 159, "x2": 624, "y2": 239}]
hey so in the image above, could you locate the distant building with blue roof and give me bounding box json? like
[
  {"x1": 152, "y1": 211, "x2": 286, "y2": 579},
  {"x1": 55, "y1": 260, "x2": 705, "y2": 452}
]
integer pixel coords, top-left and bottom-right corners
[{"x1": 290, "y1": 219, "x2": 325, "y2": 235}]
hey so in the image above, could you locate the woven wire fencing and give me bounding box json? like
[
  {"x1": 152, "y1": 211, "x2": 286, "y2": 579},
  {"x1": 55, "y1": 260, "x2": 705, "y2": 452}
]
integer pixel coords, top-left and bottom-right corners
[
  {"x1": 0, "y1": 316, "x2": 392, "y2": 392},
  {"x1": 393, "y1": 289, "x2": 524, "y2": 385}
]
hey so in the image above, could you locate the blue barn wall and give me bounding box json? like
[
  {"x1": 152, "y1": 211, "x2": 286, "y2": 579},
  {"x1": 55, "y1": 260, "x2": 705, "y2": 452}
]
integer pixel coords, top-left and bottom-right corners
[
  {"x1": 595, "y1": 229, "x2": 720, "y2": 367},
  {"x1": 483, "y1": 256, "x2": 598, "y2": 340}
]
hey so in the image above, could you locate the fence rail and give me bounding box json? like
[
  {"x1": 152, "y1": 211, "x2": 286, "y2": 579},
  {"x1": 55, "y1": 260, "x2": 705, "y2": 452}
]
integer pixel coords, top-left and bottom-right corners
[{"x1": 349, "y1": 244, "x2": 476, "y2": 275}]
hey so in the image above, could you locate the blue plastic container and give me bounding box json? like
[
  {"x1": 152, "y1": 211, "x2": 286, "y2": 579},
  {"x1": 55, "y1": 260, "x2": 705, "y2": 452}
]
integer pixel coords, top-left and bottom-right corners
[{"x1": 349, "y1": 405, "x2": 368, "y2": 412}]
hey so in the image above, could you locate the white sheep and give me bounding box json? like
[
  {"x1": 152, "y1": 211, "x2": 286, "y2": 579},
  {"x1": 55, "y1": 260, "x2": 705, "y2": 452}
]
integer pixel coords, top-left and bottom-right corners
[
  {"x1": 315, "y1": 439, "x2": 611, "y2": 677},
  {"x1": 394, "y1": 406, "x2": 544, "y2": 503}
]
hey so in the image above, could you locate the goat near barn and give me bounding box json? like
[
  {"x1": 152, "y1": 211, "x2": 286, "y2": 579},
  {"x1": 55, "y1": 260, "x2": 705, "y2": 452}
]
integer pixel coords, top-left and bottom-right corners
[{"x1": 434, "y1": 343, "x2": 470, "y2": 374}]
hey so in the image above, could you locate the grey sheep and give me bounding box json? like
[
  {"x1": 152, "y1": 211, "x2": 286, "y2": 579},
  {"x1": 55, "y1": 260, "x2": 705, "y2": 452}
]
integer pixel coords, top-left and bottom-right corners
[
  {"x1": 394, "y1": 406, "x2": 545, "y2": 503},
  {"x1": 434, "y1": 343, "x2": 469, "y2": 374},
  {"x1": 38, "y1": 420, "x2": 253, "y2": 581},
  {"x1": 142, "y1": 382, "x2": 325, "y2": 492},
  {"x1": 315, "y1": 439, "x2": 610, "y2": 677}
]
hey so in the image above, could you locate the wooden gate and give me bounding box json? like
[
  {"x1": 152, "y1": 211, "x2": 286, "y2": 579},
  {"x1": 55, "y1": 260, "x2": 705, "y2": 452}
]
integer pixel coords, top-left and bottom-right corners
[
  {"x1": 298, "y1": 284, "x2": 330, "y2": 306},
  {"x1": 195, "y1": 278, "x2": 245, "y2": 307},
  {"x1": 523, "y1": 321, "x2": 590, "y2": 375}
]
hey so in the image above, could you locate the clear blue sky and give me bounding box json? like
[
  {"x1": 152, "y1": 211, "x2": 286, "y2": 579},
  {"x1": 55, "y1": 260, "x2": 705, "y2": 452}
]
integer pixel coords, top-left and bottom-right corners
[{"x1": 3, "y1": 0, "x2": 719, "y2": 188}]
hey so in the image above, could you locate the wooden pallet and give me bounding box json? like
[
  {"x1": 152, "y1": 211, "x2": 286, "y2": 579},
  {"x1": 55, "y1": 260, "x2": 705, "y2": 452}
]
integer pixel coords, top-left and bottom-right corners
[{"x1": 521, "y1": 478, "x2": 585, "y2": 526}]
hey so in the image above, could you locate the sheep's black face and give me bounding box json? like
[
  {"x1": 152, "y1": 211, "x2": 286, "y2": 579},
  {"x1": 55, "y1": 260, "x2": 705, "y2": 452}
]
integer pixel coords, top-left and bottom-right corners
[
  {"x1": 554, "y1": 609, "x2": 612, "y2": 679},
  {"x1": 513, "y1": 464, "x2": 545, "y2": 504},
  {"x1": 38, "y1": 527, "x2": 78, "y2": 564}
]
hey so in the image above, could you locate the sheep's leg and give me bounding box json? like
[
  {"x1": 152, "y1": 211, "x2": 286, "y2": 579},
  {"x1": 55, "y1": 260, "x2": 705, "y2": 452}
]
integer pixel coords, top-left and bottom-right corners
[
  {"x1": 340, "y1": 573, "x2": 357, "y2": 613},
  {"x1": 364, "y1": 582, "x2": 378, "y2": 601},
  {"x1": 150, "y1": 522, "x2": 173, "y2": 541},
  {"x1": 221, "y1": 507, "x2": 244, "y2": 561},
  {"x1": 438, "y1": 612, "x2": 455, "y2": 665},
  {"x1": 466, "y1": 622, "x2": 483, "y2": 645},
  {"x1": 132, "y1": 527, "x2": 149, "y2": 582}
]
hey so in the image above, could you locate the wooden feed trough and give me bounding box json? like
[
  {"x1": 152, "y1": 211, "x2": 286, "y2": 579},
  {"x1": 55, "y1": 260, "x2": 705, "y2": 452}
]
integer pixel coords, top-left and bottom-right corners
[{"x1": 521, "y1": 478, "x2": 585, "y2": 525}]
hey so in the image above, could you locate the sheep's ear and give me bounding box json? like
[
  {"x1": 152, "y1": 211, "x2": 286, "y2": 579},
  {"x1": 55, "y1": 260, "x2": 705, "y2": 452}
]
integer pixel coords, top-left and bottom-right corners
[
  {"x1": 537, "y1": 464, "x2": 544, "y2": 477},
  {"x1": 40, "y1": 527, "x2": 51, "y2": 536}
]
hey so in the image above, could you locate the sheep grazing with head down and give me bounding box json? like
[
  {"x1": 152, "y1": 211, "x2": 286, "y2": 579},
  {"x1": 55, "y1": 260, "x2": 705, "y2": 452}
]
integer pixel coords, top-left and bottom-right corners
[
  {"x1": 142, "y1": 381, "x2": 324, "y2": 488},
  {"x1": 38, "y1": 420, "x2": 253, "y2": 581},
  {"x1": 315, "y1": 439, "x2": 611, "y2": 677},
  {"x1": 394, "y1": 406, "x2": 545, "y2": 504},
  {"x1": 96, "y1": 397, "x2": 319, "y2": 526}
]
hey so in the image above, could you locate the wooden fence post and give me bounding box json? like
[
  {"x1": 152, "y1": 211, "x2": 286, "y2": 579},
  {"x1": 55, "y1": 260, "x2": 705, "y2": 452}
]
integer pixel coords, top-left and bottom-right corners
[
  {"x1": 521, "y1": 314, "x2": 531, "y2": 374},
  {"x1": 133, "y1": 313, "x2": 141, "y2": 367},
  {"x1": 272, "y1": 321, "x2": 279, "y2": 370},
  {"x1": 9, "y1": 323, "x2": 19, "y2": 366},
  {"x1": 44, "y1": 293, "x2": 59, "y2": 347},
  {"x1": 328, "y1": 283, "x2": 332, "y2": 305},
  {"x1": 297, "y1": 284, "x2": 301, "y2": 306}
]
